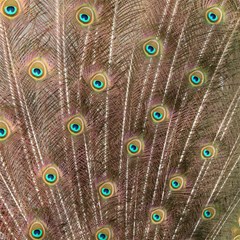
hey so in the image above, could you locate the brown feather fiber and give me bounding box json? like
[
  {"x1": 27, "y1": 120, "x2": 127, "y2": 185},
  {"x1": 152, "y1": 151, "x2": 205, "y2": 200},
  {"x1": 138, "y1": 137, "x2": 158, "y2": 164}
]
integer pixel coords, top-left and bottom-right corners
[{"x1": 0, "y1": 0, "x2": 239, "y2": 239}]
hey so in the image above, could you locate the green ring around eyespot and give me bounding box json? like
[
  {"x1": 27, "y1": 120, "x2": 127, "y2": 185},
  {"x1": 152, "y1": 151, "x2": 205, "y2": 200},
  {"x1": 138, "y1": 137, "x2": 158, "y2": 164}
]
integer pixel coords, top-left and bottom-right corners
[
  {"x1": 153, "y1": 111, "x2": 163, "y2": 120},
  {"x1": 203, "y1": 149, "x2": 211, "y2": 157},
  {"x1": 145, "y1": 44, "x2": 156, "y2": 55},
  {"x1": 152, "y1": 213, "x2": 161, "y2": 222},
  {"x1": 70, "y1": 123, "x2": 81, "y2": 133},
  {"x1": 31, "y1": 229, "x2": 43, "y2": 239},
  {"x1": 0, "y1": 128, "x2": 7, "y2": 138},
  {"x1": 31, "y1": 68, "x2": 43, "y2": 78},
  {"x1": 208, "y1": 12, "x2": 218, "y2": 22},
  {"x1": 101, "y1": 187, "x2": 111, "y2": 196},
  {"x1": 204, "y1": 210, "x2": 212, "y2": 218},
  {"x1": 129, "y1": 144, "x2": 139, "y2": 153},
  {"x1": 93, "y1": 80, "x2": 104, "y2": 89},
  {"x1": 45, "y1": 174, "x2": 57, "y2": 183},
  {"x1": 4, "y1": 6, "x2": 18, "y2": 16},
  {"x1": 191, "y1": 75, "x2": 201, "y2": 84},
  {"x1": 97, "y1": 233, "x2": 108, "y2": 240},
  {"x1": 171, "y1": 180, "x2": 180, "y2": 189},
  {"x1": 79, "y1": 13, "x2": 91, "y2": 23}
]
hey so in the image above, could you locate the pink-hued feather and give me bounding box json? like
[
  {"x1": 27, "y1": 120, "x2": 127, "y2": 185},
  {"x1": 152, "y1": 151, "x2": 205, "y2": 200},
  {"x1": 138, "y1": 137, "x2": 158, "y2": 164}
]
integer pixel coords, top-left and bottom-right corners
[{"x1": 0, "y1": 0, "x2": 239, "y2": 239}]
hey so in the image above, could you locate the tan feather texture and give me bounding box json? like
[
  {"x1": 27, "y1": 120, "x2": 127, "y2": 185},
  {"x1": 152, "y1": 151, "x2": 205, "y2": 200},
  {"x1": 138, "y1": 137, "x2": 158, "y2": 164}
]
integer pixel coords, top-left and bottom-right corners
[{"x1": 0, "y1": 0, "x2": 239, "y2": 239}]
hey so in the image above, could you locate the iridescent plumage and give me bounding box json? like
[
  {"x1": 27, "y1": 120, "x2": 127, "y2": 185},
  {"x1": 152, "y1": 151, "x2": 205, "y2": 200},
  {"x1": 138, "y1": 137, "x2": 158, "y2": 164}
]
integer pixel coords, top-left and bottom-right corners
[{"x1": 0, "y1": 0, "x2": 239, "y2": 239}]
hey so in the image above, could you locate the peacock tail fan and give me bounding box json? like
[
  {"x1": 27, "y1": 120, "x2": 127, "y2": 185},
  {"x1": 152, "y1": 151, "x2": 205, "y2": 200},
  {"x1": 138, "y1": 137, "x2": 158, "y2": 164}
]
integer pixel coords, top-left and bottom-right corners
[{"x1": 0, "y1": 0, "x2": 239, "y2": 239}]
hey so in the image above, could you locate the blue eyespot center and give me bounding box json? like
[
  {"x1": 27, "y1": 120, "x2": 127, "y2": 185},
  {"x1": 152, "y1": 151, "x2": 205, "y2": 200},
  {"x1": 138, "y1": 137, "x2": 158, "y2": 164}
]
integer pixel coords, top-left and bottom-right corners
[
  {"x1": 31, "y1": 229, "x2": 43, "y2": 238},
  {"x1": 208, "y1": 12, "x2": 218, "y2": 22},
  {"x1": 70, "y1": 123, "x2": 81, "y2": 133},
  {"x1": 98, "y1": 233, "x2": 108, "y2": 240},
  {"x1": 153, "y1": 111, "x2": 163, "y2": 120},
  {"x1": 45, "y1": 174, "x2": 57, "y2": 183},
  {"x1": 93, "y1": 80, "x2": 104, "y2": 89},
  {"x1": 0, "y1": 128, "x2": 7, "y2": 138},
  {"x1": 152, "y1": 213, "x2": 161, "y2": 222},
  {"x1": 203, "y1": 149, "x2": 211, "y2": 157},
  {"x1": 171, "y1": 180, "x2": 180, "y2": 189},
  {"x1": 129, "y1": 144, "x2": 139, "y2": 153},
  {"x1": 191, "y1": 75, "x2": 201, "y2": 84},
  {"x1": 32, "y1": 68, "x2": 43, "y2": 78},
  {"x1": 101, "y1": 187, "x2": 111, "y2": 196},
  {"x1": 146, "y1": 45, "x2": 156, "y2": 55},
  {"x1": 204, "y1": 210, "x2": 212, "y2": 218},
  {"x1": 4, "y1": 6, "x2": 17, "y2": 16},
  {"x1": 80, "y1": 13, "x2": 91, "y2": 23}
]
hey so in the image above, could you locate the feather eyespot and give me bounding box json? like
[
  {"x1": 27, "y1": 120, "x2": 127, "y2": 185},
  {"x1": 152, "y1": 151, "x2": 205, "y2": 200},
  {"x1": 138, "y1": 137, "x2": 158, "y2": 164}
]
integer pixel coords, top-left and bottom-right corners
[
  {"x1": 169, "y1": 176, "x2": 185, "y2": 191},
  {"x1": 205, "y1": 6, "x2": 224, "y2": 25},
  {"x1": 150, "y1": 208, "x2": 165, "y2": 224},
  {"x1": 202, "y1": 207, "x2": 216, "y2": 220},
  {"x1": 188, "y1": 69, "x2": 205, "y2": 87},
  {"x1": 28, "y1": 59, "x2": 47, "y2": 81},
  {"x1": 1, "y1": 0, "x2": 21, "y2": 19},
  {"x1": 201, "y1": 145, "x2": 216, "y2": 160},
  {"x1": 42, "y1": 165, "x2": 60, "y2": 186},
  {"x1": 95, "y1": 227, "x2": 112, "y2": 240},
  {"x1": 0, "y1": 120, "x2": 11, "y2": 142},
  {"x1": 67, "y1": 115, "x2": 85, "y2": 136},
  {"x1": 99, "y1": 182, "x2": 115, "y2": 199},
  {"x1": 29, "y1": 220, "x2": 46, "y2": 240},
  {"x1": 126, "y1": 138, "x2": 144, "y2": 156},
  {"x1": 143, "y1": 38, "x2": 162, "y2": 57},
  {"x1": 150, "y1": 105, "x2": 168, "y2": 123},
  {"x1": 76, "y1": 5, "x2": 96, "y2": 27},
  {"x1": 90, "y1": 73, "x2": 108, "y2": 92}
]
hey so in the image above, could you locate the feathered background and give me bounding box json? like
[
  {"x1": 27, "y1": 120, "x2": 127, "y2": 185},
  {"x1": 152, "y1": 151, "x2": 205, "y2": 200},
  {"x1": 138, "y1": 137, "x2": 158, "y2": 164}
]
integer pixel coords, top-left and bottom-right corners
[{"x1": 0, "y1": 0, "x2": 239, "y2": 239}]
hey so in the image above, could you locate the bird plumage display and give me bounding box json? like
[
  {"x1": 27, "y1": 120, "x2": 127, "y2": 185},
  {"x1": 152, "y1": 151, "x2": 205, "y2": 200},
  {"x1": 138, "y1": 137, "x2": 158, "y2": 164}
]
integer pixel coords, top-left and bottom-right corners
[{"x1": 0, "y1": 0, "x2": 239, "y2": 239}]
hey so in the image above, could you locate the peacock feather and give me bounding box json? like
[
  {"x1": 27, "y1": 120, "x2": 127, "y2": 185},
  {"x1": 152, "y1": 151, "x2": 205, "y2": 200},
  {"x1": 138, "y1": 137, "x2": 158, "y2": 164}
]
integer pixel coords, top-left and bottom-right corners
[{"x1": 0, "y1": 0, "x2": 239, "y2": 239}]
